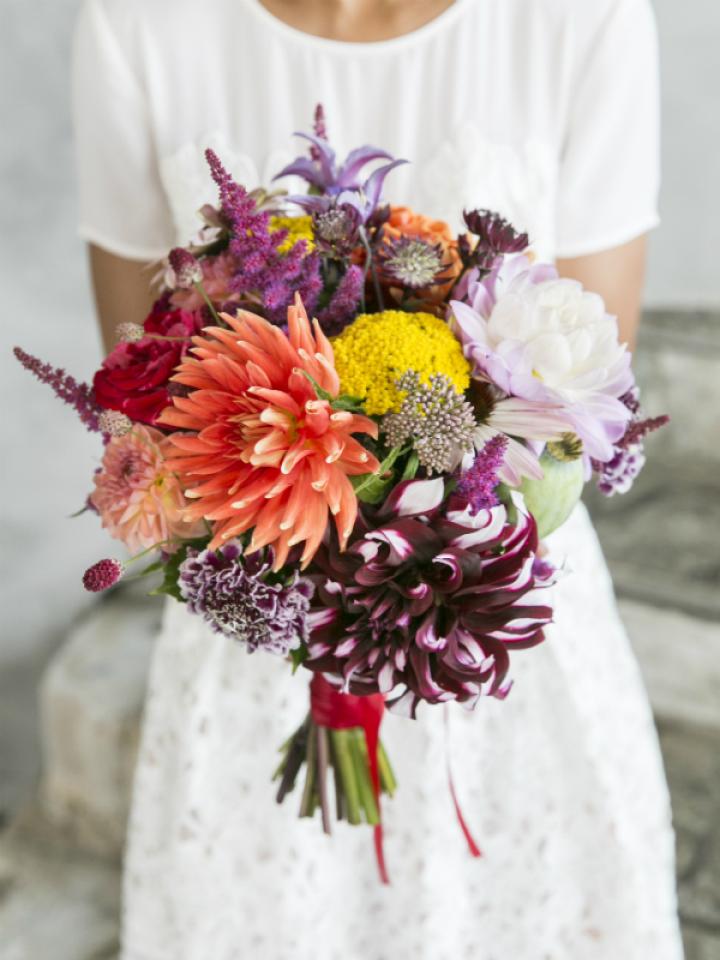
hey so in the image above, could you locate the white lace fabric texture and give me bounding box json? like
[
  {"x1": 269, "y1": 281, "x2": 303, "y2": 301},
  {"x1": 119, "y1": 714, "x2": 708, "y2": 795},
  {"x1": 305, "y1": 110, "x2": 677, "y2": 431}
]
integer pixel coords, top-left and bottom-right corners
[{"x1": 122, "y1": 505, "x2": 683, "y2": 960}]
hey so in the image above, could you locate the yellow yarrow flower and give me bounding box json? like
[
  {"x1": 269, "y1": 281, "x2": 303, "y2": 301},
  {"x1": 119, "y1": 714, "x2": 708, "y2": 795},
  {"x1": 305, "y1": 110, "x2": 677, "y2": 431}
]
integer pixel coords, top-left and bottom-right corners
[
  {"x1": 332, "y1": 310, "x2": 471, "y2": 415},
  {"x1": 270, "y1": 215, "x2": 315, "y2": 254}
]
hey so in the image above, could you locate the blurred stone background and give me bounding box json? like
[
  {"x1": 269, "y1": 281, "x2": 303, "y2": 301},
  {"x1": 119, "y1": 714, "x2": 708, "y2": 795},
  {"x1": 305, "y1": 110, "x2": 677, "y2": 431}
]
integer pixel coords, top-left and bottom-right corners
[{"x1": 0, "y1": 1, "x2": 718, "y2": 958}]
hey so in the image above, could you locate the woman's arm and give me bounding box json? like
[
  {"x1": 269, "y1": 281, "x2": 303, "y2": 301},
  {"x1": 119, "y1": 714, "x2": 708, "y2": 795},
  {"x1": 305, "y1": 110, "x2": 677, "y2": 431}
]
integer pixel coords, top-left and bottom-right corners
[
  {"x1": 557, "y1": 234, "x2": 648, "y2": 351},
  {"x1": 88, "y1": 244, "x2": 158, "y2": 355}
]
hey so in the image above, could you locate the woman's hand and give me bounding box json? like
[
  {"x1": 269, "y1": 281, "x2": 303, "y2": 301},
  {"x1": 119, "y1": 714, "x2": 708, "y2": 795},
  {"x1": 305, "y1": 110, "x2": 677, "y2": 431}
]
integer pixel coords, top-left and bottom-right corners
[
  {"x1": 88, "y1": 244, "x2": 158, "y2": 355},
  {"x1": 557, "y1": 234, "x2": 648, "y2": 351}
]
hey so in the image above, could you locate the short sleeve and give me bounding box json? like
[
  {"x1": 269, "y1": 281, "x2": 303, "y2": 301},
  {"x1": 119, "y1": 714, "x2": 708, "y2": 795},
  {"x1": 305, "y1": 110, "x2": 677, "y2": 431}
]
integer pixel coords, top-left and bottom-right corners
[
  {"x1": 72, "y1": 0, "x2": 175, "y2": 260},
  {"x1": 555, "y1": 0, "x2": 661, "y2": 258}
]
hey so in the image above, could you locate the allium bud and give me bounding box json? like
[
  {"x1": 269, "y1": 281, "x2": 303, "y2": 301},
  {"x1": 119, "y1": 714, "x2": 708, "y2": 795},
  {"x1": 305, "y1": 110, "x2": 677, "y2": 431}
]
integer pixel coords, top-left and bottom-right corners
[
  {"x1": 83, "y1": 558, "x2": 124, "y2": 592},
  {"x1": 168, "y1": 247, "x2": 203, "y2": 289},
  {"x1": 98, "y1": 410, "x2": 133, "y2": 437},
  {"x1": 116, "y1": 322, "x2": 144, "y2": 343}
]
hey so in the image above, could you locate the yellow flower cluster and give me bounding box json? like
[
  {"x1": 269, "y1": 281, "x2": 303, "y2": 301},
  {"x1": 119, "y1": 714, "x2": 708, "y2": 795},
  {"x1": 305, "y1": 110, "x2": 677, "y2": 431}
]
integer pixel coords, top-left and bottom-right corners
[
  {"x1": 269, "y1": 215, "x2": 315, "y2": 254},
  {"x1": 332, "y1": 310, "x2": 471, "y2": 415}
]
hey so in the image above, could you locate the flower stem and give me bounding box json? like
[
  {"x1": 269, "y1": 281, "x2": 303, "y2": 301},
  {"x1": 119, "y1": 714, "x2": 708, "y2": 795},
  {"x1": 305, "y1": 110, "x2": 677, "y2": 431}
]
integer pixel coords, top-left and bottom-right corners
[
  {"x1": 330, "y1": 729, "x2": 361, "y2": 825},
  {"x1": 298, "y1": 723, "x2": 317, "y2": 818},
  {"x1": 316, "y1": 725, "x2": 332, "y2": 835},
  {"x1": 193, "y1": 280, "x2": 221, "y2": 324},
  {"x1": 350, "y1": 730, "x2": 380, "y2": 825}
]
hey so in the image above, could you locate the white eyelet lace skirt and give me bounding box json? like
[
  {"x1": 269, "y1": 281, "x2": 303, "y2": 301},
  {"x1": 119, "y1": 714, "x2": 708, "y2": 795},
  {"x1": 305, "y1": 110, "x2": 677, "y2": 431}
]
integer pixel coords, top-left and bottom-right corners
[{"x1": 120, "y1": 504, "x2": 684, "y2": 960}]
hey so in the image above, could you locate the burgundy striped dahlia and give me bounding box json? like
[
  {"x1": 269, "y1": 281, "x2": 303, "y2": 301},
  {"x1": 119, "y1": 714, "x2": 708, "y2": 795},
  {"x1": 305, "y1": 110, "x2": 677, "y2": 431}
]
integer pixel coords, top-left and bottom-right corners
[{"x1": 305, "y1": 479, "x2": 554, "y2": 716}]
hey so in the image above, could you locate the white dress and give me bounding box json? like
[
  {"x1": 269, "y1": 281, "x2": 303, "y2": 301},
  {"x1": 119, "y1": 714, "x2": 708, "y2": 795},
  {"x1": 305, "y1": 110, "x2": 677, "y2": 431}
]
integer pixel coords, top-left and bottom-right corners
[{"x1": 72, "y1": 1, "x2": 684, "y2": 957}]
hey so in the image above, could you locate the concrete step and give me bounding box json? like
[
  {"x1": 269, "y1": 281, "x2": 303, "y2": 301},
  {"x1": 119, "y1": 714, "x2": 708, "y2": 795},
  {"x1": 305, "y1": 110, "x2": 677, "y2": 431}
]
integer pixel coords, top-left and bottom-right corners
[
  {"x1": 38, "y1": 588, "x2": 160, "y2": 860},
  {"x1": 0, "y1": 805, "x2": 120, "y2": 960}
]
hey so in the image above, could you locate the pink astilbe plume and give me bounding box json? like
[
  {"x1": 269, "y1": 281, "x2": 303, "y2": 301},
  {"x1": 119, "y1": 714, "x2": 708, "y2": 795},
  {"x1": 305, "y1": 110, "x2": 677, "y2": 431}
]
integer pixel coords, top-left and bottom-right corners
[{"x1": 14, "y1": 347, "x2": 103, "y2": 432}]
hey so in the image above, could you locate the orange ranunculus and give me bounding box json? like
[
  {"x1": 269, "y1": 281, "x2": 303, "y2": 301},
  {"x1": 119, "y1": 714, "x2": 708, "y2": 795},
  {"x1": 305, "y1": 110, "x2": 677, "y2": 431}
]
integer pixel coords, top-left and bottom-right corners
[
  {"x1": 382, "y1": 205, "x2": 463, "y2": 301},
  {"x1": 160, "y1": 295, "x2": 380, "y2": 569},
  {"x1": 90, "y1": 425, "x2": 204, "y2": 553}
]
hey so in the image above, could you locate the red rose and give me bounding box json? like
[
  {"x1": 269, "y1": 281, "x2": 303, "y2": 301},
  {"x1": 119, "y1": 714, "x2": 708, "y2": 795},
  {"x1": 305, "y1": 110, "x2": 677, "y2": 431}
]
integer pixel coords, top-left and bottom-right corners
[{"x1": 93, "y1": 303, "x2": 202, "y2": 426}]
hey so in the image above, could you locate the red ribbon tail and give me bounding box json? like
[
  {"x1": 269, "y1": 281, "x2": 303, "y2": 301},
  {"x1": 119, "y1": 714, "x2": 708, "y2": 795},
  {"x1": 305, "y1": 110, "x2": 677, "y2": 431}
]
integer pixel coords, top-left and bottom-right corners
[
  {"x1": 448, "y1": 771, "x2": 482, "y2": 858},
  {"x1": 373, "y1": 824, "x2": 390, "y2": 885},
  {"x1": 444, "y1": 705, "x2": 482, "y2": 858}
]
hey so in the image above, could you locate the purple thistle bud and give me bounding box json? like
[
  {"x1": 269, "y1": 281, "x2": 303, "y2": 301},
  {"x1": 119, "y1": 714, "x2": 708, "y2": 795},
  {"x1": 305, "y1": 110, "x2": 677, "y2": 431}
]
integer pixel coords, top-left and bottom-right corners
[
  {"x1": 14, "y1": 346, "x2": 103, "y2": 433},
  {"x1": 317, "y1": 265, "x2": 364, "y2": 335},
  {"x1": 115, "y1": 322, "x2": 145, "y2": 343},
  {"x1": 83, "y1": 558, "x2": 124, "y2": 592},
  {"x1": 454, "y1": 434, "x2": 508, "y2": 514},
  {"x1": 168, "y1": 247, "x2": 203, "y2": 288}
]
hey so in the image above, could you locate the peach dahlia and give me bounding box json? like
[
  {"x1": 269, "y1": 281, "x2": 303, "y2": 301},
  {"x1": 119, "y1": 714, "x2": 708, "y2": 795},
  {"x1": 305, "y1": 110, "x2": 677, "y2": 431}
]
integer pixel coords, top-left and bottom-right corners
[{"x1": 161, "y1": 296, "x2": 380, "y2": 568}]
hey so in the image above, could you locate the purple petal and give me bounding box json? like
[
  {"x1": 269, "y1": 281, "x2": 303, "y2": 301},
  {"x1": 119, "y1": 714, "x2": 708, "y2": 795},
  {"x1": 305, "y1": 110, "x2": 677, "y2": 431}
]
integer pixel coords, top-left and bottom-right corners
[{"x1": 337, "y1": 145, "x2": 395, "y2": 188}]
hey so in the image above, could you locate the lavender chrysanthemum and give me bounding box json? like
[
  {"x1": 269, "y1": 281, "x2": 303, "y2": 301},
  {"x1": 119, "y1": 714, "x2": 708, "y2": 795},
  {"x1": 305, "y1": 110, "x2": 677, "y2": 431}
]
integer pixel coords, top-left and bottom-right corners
[
  {"x1": 14, "y1": 347, "x2": 103, "y2": 432},
  {"x1": 453, "y1": 434, "x2": 508, "y2": 514},
  {"x1": 378, "y1": 236, "x2": 447, "y2": 289},
  {"x1": 179, "y1": 543, "x2": 313, "y2": 655},
  {"x1": 383, "y1": 371, "x2": 476, "y2": 473}
]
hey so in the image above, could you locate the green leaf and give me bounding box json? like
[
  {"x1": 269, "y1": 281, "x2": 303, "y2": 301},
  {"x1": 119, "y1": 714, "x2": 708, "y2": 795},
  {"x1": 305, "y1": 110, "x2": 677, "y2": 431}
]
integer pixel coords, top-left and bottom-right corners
[
  {"x1": 149, "y1": 539, "x2": 209, "y2": 601},
  {"x1": 290, "y1": 646, "x2": 309, "y2": 674},
  {"x1": 351, "y1": 443, "x2": 409, "y2": 504},
  {"x1": 400, "y1": 451, "x2": 420, "y2": 482},
  {"x1": 295, "y1": 368, "x2": 334, "y2": 402}
]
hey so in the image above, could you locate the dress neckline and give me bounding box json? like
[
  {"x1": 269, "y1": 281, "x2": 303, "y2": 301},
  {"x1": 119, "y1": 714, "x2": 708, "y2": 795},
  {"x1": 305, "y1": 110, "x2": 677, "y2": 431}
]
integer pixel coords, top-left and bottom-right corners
[{"x1": 246, "y1": 0, "x2": 469, "y2": 55}]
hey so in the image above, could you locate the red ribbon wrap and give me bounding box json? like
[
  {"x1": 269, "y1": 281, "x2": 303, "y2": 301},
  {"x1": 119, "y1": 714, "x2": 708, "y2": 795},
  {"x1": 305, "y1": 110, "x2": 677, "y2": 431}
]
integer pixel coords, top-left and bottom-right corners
[
  {"x1": 310, "y1": 676, "x2": 483, "y2": 883},
  {"x1": 310, "y1": 673, "x2": 389, "y2": 884}
]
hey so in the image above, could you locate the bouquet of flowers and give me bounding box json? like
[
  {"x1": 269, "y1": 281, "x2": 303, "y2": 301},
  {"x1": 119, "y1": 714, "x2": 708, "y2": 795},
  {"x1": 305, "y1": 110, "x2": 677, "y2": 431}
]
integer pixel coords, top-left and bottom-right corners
[{"x1": 15, "y1": 106, "x2": 667, "y2": 882}]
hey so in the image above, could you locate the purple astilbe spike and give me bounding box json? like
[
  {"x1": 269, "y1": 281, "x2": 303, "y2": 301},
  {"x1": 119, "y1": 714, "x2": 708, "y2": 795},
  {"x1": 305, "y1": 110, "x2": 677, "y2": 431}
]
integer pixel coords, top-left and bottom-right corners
[
  {"x1": 205, "y1": 149, "x2": 322, "y2": 324},
  {"x1": 453, "y1": 434, "x2": 508, "y2": 514},
  {"x1": 309, "y1": 104, "x2": 329, "y2": 163},
  {"x1": 14, "y1": 347, "x2": 103, "y2": 432},
  {"x1": 317, "y1": 265, "x2": 364, "y2": 335}
]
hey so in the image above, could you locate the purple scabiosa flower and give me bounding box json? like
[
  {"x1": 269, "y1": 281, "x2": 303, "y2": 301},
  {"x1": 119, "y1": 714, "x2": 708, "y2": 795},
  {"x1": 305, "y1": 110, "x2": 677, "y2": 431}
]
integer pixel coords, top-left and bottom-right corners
[
  {"x1": 179, "y1": 542, "x2": 314, "y2": 656},
  {"x1": 317, "y1": 265, "x2": 364, "y2": 335},
  {"x1": 14, "y1": 347, "x2": 103, "y2": 432},
  {"x1": 382, "y1": 371, "x2": 476, "y2": 474},
  {"x1": 452, "y1": 434, "x2": 508, "y2": 514},
  {"x1": 83, "y1": 558, "x2": 124, "y2": 592},
  {"x1": 306, "y1": 478, "x2": 554, "y2": 715},
  {"x1": 377, "y1": 236, "x2": 447, "y2": 290},
  {"x1": 592, "y1": 388, "x2": 669, "y2": 495},
  {"x1": 168, "y1": 247, "x2": 203, "y2": 289}
]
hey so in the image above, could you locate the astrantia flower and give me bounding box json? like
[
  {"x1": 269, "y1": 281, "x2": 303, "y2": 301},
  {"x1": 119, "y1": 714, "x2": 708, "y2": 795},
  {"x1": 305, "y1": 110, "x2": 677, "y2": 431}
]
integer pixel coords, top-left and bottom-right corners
[
  {"x1": 451, "y1": 255, "x2": 635, "y2": 462},
  {"x1": 377, "y1": 236, "x2": 447, "y2": 290},
  {"x1": 306, "y1": 478, "x2": 554, "y2": 715},
  {"x1": 90, "y1": 425, "x2": 204, "y2": 552},
  {"x1": 381, "y1": 206, "x2": 462, "y2": 301},
  {"x1": 160, "y1": 296, "x2": 380, "y2": 569},
  {"x1": 332, "y1": 310, "x2": 471, "y2": 415},
  {"x1": 383, "y1": 371, "x2": 476, "y2": 473},
  {"x1": 168, "y1": 247, "x2": 203, "y2": 288},
  {"x1": 179, "y1": 543, "x2": 313, "y2": 655}
]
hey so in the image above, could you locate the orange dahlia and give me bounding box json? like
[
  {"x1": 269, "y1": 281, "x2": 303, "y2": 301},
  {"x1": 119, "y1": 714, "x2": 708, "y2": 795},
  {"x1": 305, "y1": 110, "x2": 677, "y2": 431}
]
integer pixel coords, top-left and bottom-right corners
[{"x1": 160, "y1": 296, "x2": 380, "y2": 569}]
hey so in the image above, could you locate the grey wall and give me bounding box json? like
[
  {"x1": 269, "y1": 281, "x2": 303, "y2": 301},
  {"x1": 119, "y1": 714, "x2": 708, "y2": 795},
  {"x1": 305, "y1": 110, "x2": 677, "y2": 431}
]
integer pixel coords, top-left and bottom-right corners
[{"x1": 1, "y1": 0, "x2": 718, "y2": 662}]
